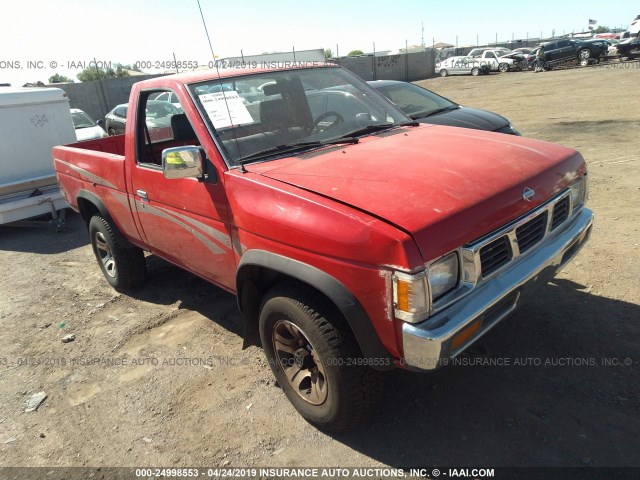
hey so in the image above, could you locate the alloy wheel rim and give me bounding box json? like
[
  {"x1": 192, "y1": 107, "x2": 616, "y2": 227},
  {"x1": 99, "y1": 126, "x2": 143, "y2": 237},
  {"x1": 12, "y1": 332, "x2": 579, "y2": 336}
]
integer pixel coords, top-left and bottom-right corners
[
  {"x1": 272, "y1": 320, "x2": 328, "y2": 405},
  {"x1": 95, "y1": 232, "x2": 116, "y2": 278}
]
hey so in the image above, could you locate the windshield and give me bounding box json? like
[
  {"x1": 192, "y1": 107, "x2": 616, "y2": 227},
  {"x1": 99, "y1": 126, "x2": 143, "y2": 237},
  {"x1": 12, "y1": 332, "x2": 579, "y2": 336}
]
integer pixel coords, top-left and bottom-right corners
[
  {"x1": 71, "y1": 111, "x2": 96, "y2": 129},
  {"x1": 377, "y1": 83, "x2": 456, "y2": 119},
  {"x1": 188, "y1": 66, "x2": 410, "y2": 166}
]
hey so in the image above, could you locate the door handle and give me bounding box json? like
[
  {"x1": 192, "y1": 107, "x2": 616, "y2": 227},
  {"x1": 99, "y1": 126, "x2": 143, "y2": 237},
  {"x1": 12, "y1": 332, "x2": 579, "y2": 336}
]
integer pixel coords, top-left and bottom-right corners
[{"x1": 136, "y1": 190, "x2": 148, "y2": 200}]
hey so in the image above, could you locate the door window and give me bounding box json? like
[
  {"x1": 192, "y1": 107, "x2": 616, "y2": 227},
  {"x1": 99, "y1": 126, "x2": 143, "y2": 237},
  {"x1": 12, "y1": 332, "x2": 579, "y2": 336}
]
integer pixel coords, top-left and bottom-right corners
[{"x1": 135, "y1": 91, "x2": 200, "y2": 167}]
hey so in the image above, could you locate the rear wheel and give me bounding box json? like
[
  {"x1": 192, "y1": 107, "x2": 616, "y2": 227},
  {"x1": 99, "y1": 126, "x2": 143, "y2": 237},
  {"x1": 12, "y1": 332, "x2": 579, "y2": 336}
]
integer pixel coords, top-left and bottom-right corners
[
  {"x1": 89, "y1": 216, "x2": 145, "y2": 292},
  {"x1": 439, "y1": 69, "x2": 448, "y2": 77},
  {"x1": 259, "y1": 282, "x2": 383, "y2": 432}
]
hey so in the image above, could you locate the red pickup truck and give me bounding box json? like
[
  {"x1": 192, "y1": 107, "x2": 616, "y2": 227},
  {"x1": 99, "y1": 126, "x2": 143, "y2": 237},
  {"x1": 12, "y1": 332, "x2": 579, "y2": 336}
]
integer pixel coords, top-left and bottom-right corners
[{"x1": 53, "y1": 64, "x2": 593, "y2": 432}]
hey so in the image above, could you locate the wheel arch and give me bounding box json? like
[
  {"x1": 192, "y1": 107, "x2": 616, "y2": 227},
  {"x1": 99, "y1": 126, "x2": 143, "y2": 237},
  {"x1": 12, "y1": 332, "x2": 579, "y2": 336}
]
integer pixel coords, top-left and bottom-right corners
[
  {"x1": 76, "y1": 190, "x2": 133, "y2": 248},
  {"x1": 236, "y1": 250, "x2": 394, "y2": 371}
]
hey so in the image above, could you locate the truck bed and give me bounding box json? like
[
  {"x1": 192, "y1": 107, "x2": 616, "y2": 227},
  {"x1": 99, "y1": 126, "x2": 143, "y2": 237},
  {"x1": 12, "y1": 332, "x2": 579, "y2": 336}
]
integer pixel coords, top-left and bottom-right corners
[{"x1": 53, "y1": 135, "x2": 128, "y2": 195}]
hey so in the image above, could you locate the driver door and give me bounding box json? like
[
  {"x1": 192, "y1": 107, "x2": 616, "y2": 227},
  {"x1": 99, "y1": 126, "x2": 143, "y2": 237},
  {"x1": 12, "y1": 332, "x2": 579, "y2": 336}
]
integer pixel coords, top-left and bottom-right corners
[{"x1": 128, "y1": 90, "x2": 237, "y2": 290}]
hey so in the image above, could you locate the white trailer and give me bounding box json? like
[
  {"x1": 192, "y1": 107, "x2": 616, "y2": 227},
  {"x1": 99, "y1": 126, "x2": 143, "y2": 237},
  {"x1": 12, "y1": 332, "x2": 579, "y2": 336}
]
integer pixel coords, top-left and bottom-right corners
[{"x1": 0, "y1": 87, "x2": 76, "y2": 224}]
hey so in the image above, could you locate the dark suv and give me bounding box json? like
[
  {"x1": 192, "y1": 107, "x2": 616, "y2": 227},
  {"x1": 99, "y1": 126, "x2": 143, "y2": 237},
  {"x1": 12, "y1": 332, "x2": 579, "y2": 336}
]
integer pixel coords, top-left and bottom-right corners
[{"x1": 537, "y1": 39, "x2": 607, "y2": 68}]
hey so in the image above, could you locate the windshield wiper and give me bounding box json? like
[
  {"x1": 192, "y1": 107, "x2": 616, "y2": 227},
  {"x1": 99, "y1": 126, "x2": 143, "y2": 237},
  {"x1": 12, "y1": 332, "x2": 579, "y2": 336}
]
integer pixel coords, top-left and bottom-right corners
[
  {"x1": 338, "y1": 123, "x2": 395, "y2": 139},
  {"x1": 411, "y1": 106, "x2": 459, "y2": 119},
  {"x1": 339, "y1": 121, "x2": 419, "y2": 139},
  {"x1": 236, "y1": 137, "x2": 359, "y2": 164}
]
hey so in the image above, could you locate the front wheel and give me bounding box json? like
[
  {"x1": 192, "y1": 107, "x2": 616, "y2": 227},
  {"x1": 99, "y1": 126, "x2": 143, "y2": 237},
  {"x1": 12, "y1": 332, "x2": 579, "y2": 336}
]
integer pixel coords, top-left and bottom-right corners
[
  {"x1": 439, "y1": 69, "x2": 448, "y2": 77},
  {"x1": 471, "y1": 67, "x2": 480, "y2": 76},
  {"x1": 89, "y1": 216, "x2": 146, "y2": 292},
  {"x1": 498, "y1": 62, "x2": 509, "y2": 73},
  {"x1": 259, "y1": 282, "x2": 383, "y2": 432},
  {"x1": 578, "y1": 49, "x2": 591, "y2": 63}
]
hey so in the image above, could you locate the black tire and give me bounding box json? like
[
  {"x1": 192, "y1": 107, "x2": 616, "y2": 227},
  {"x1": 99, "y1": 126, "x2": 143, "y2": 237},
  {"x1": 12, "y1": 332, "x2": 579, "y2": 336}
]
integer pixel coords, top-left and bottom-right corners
[
  {"x1": 259, "y1": 281, "x2": 383, "y2": 432},
  {"x1": 108, "y1": 128, "x2": 116, "y2": 136},
  {"x1": 439, "y1": 69, "x2": 448, "y2": 77},
  {"x1": 498, "y1": 62, "x2": 509, "y2": 73},
  {"x1": 471, "y1": 67, "x2": 480, "y2": 76},
  {"x1": 89, "y1": 215, "x2": 146, "y2": 292}
]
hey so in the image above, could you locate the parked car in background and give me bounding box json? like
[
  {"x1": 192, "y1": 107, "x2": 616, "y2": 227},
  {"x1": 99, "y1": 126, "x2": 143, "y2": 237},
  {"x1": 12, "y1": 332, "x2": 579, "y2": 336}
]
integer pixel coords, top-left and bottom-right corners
[
  {"x1": 499, "y1": 51, "x2": 528, "y2": 70},
  {"x1": 470, "y1": 50, "x2": 516, "y2": 72},
  {"x1": 369, "y1": 80, "x2": 520, "y2": 135},
  {"x1": 105, "y1": 100, "x2": 182, "y2": 136},
  {"x1": 467, "y1": 47, "x2": 512, "y2": 57},
  {"x1": 594, "y1": 33, "x2": 620, "y2": 40},
  {"x1": 602, "y1": 39, "x2": 621, "y2": 57},
  {"x1": 104, "y1": 104, "x2": 127, "y2": 136},
  {"x1": 536, "y1": 39, "x2": 607, "y2": 68},
  {"x1": 71, "y1": 108, "x2": 107, "y2": 141},
  {"x1": 616, "y1": 37, "x2": 640, "y2": 60},
  {"x1": 148, "y1": 91, "x2": 183, "y2": 111},
  {"x1": 630, "y1": 14, "x2": 640, "y2": 35},
  {"x1": 436, "y1": 56, "x2": 491, "y2": 76}
]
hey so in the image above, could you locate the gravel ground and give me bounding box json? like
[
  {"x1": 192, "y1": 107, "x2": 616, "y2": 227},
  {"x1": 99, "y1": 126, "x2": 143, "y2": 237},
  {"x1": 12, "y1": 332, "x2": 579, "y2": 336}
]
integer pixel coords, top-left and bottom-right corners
[{"x1": 0, "y1": 64, "x2": 638, "y2": 471}]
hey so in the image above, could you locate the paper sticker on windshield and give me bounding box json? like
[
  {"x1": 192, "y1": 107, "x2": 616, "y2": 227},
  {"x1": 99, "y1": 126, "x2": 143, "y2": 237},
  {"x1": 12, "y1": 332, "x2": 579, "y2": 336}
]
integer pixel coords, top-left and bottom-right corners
[{"x1": 199, "y1": 91, "x2": 254, "y2": 129}]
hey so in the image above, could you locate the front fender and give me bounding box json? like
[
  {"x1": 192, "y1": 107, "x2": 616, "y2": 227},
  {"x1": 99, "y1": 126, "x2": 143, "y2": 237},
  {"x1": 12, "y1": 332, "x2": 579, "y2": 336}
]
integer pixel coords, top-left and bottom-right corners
[{"x1": 236, "y1": 250, "x2": 395, "y2": 371}]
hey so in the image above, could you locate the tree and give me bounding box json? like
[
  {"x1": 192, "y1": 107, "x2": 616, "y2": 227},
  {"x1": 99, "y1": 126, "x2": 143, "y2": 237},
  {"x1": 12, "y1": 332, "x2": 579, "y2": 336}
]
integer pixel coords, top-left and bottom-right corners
[
  {"x1": 324, "y1": 48, "x2": 333, "y2": 59},
  {"x1": 594, "y1": 26, "x2": 610, "y2": 34},
  {"x1": 76, "y1": 64, "x2": 130, "y2": 82},
  {"x1": 118, "y1": 63, "x2": 142, "y2": 72},
  {"x1": 348, "y1": 50, "x2": 364, "y2": 57},
  {"x1": 48, "y1": 73, "x2": 74, "y2": 84}
]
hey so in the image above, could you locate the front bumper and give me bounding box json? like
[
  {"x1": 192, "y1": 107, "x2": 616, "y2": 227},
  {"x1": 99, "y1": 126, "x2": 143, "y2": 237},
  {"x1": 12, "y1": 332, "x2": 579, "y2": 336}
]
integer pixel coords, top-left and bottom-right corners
[{"x1": 401, "y1": 208, "x2": 593, "y2": 371}]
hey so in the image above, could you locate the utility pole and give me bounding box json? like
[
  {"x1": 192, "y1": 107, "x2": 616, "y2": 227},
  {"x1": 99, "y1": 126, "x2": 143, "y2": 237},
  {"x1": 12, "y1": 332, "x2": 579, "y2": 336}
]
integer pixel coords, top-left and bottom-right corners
[{"x1": 421, "y1": 21, "x2": 424, "y2": 47}]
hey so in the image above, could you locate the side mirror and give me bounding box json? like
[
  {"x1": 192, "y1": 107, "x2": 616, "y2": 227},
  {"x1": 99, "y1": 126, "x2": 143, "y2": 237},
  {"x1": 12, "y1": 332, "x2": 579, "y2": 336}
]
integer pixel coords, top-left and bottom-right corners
[
  {"x1": 162, "y1": 146, "x2": 203, "y2": 180},
  {"x1": 96, "y1": 119, "x2": 105, "y2": 127}
]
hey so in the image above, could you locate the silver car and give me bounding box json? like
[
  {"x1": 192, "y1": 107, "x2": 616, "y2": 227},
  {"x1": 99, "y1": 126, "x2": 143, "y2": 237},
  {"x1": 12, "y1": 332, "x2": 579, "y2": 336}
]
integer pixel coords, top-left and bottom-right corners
[{"x1": 435, "y1": 56, "x2": 490, "y2": 77}]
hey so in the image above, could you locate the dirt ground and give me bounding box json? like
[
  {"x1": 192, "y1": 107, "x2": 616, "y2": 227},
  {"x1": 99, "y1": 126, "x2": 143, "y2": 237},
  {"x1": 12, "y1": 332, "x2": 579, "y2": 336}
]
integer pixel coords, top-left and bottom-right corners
[{"x1": 1, "y1": 64, "x2": 639, "y2": 471}]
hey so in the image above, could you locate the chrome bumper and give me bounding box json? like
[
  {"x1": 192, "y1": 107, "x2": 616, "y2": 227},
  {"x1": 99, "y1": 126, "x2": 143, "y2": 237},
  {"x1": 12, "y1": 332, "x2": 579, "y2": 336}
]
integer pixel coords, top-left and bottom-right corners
[{"x1": 402, "y1": 208, "x2": 593, "y2": 371}]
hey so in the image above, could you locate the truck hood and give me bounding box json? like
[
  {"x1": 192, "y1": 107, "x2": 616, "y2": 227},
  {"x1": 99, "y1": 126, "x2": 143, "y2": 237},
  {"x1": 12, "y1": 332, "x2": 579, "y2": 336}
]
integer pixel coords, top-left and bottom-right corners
[{"x1": 252, "y1": 125, "x2": 585, "y2": 262}]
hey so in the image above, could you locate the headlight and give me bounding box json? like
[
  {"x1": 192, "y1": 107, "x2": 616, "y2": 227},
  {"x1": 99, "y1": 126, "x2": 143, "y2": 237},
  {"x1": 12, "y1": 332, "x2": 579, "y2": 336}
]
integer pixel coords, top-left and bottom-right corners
[
  {"x1": 428, "y1": 252, "x2": 460, "y2": 300},
  {"x1": 392, "y1": 252, "x2": 460, "y2": 323},
  {"x1": 392, "y1": 271, "x2": 429, "y2": 323},
  {"x1": 570, "y1": 175, "x2": 587, "y2": 211}
]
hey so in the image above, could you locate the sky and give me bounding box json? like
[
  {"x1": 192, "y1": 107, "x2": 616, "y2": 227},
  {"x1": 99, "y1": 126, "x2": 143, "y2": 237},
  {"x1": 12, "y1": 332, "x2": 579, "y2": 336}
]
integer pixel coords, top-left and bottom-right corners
[{"x1": 0, "y1": 0, "x2": 637, "y2": 86}]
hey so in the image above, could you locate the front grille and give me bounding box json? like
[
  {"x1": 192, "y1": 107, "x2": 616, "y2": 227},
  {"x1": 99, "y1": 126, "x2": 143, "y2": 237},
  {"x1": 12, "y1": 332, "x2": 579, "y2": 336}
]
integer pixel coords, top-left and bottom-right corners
[
  {"x1": 480, "y1": 236, "x2": 511, "y2": 277},
  {"x1": 467, "y1": 188, "x2": 579, "y2": 281},
  {"x1": 516, "y1": 212, "x2": 548, "y2": 253},
  {"x1": 551, "y1": 196, "x2": 570, "y2": 231}
]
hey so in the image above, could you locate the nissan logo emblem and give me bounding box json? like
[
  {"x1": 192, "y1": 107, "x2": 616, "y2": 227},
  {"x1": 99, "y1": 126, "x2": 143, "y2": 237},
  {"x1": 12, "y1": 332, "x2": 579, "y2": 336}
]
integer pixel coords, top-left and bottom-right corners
[{"x1": 522, "y1": 187, "x2": 535, "y2": 202}]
